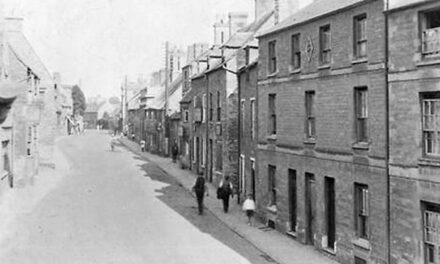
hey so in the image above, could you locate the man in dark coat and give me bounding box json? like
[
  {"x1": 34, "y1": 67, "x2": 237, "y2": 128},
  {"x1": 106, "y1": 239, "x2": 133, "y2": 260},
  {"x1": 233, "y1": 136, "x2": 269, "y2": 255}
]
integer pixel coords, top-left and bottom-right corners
[
  {"x1": 192, "y1": 176, "x2": 208, "y2": 215},
  {"x1": 219, "y1": 175, "x2": 233, "y2": 213}
]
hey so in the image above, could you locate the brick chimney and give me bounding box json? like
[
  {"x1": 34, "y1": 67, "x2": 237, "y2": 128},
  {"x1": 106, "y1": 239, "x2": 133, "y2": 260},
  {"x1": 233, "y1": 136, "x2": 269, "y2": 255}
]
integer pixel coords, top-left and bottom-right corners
[{"x1": 4, "y1": 17, "x2": 23, "y2": 32}]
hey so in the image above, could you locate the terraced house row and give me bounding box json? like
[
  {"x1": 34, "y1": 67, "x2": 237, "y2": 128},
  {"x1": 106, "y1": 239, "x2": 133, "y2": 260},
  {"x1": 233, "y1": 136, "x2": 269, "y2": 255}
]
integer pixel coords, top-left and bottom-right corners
[
  {"x1": 247, "y1": 0, "x2": 440, "y2": 263},
  {"x1": 0, "y1": 5, "x2": 73, "y2": 205},
  {"x1": 124, "y1": 0, "x2": 440, "y2": 263}
]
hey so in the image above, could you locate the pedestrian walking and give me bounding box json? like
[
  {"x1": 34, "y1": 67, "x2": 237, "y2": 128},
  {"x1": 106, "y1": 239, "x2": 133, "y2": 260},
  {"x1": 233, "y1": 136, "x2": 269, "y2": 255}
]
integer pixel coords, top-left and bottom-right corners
[
  {"x1": 171, "y1": 141, "x2": 178, "y2": 163},
  {"x1": 140, "y1": 140, "x2": 146, "y2": 152},
  {"x1": 242, "y1": 194, "x2": 256, "y2": 226},
  {"x1": 192, "y1": 175, "x2": 208, "y2": 215},
  {"x1": 219, "y1": 175, "x2": 233, "y2": 213},
  {"x1": 110, "y1": 135, "x2": 117, "y2": 151}
]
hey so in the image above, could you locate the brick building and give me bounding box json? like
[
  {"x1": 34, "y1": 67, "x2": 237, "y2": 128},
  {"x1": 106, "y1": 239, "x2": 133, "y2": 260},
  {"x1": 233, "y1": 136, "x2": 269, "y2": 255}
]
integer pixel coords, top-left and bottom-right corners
[
  {"x1": 238, "y1": 44, "x2": 259, "y2": 202},
  {"x1": 257, "y1": 0, "x2": 388, "y2": 263},
  {"x1": 387, "y1": 0, "x2": 440, "y2": 263},
  {"x1": 184, "y1": 8, "x2": 277, "y2": 194}
]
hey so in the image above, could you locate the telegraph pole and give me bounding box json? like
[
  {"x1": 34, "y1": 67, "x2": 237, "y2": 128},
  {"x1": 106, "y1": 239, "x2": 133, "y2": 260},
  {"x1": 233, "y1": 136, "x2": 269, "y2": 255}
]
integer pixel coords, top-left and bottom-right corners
[{"x1": 164, "y1": 41, "x2": 169, "y2": 116}]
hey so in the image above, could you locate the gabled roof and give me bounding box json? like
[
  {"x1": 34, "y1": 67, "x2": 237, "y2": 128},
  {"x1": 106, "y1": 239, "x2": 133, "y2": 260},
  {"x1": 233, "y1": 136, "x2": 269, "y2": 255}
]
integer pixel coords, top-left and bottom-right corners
[
  {"x1": 7, "y1": 31, "x2": 53, "y2": 85},
  {"x1": 259, "y1": 0, "x2": 368, "y2": 37}
]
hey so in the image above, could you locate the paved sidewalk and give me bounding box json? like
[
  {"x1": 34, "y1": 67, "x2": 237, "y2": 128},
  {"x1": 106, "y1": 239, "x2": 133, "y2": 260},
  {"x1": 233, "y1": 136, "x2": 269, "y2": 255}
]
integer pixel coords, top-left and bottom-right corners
[{"x1": 119, "y1": 137, "x2": 338, "y2": 264}]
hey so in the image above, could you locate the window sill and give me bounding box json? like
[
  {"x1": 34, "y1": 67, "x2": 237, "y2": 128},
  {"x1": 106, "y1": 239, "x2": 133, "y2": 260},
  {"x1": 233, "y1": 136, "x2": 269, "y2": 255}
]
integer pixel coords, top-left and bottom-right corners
[
  {"x1": 352, "y1": 238, "x2": 370, "y2": 251},
  {"x1": 266, "y1": 134, "x2": 277, "y2": 141},
  {"x1": 416, "y1": 58, "x2": 440, "y2": 67},
  {"x1": 267, "y1": 71, "x2": 279, "y2": 78},
  {"x1": 303, "y1": 138, "x2": 316, "y2": 145},
  {"x1": 266, "y1": 205, "x2": 277, "y2": 214},
  {"x1": 418, "y1": 157, "x2": 440, "y2": 167},
  {"x1": 352, "y1": 142, "x2": 369, "y2": 150},
  {"x1": 318, "y1": 64, "x2": 331, "y2": 70},
  {"x1": 352, "y1": 58, "x2": 368, "y2": 65},
  {"x1": 286, "y1": 231, "x2": 297, "y2": 238},
  {"x1": 289, "y1": 67, "x2": 301, "y2": 74},
  {"x1": 0, "y1": 171, "x2": 9, "y2": 181},
  {"x1": 322, "y1": 247, "x2": 336, "y2": 256}
]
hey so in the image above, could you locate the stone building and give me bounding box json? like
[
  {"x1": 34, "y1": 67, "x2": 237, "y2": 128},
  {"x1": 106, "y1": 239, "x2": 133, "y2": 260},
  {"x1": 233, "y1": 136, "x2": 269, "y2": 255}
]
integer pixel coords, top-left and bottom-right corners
[
  {"x1": 53, "y1": 73, "x2": 73, "y2": 135},
  {"x1": 0, "y1": 82, "x2": 25, "y2": 193},
  {"x1": 257, "y1": 0, "x2": 387, "y2": 263},
  {"x1": 387, "y1": 0, "x2": 440, "y2": 263},
  {"x1": 6, "y1": 17, "x2": 55, "y2": 185}
]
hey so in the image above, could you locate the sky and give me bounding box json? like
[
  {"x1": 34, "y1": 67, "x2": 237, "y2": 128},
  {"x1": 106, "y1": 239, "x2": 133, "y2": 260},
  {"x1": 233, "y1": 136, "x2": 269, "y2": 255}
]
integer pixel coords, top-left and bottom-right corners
[{"x1": 3, "y1": 0, "x2": 308, "y2": 99}]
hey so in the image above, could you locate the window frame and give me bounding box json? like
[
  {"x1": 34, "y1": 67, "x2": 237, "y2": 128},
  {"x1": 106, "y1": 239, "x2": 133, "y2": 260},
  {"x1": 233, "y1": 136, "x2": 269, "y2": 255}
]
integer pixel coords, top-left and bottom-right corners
[
  {"x1": 354, "y1": 183, "x2": 369, "y2": 239},
  {"x1": 250, "y1": 98, "x2": 256, "y2": 140},
  {"x1": 268, "y1": 94, "x2": 277, "y2": 135},
  {"x1": 215, "y1": 142, "x2": 223, "y2": 171},
  {"x1": 268, "y1": 165, "x2": 277, "y2": 207},
  {"x1": 319, "y1": 24, "x2": 331, "y2": 65},
  {"x1": 209, "y1": 92, "x2": 213, "y2": 121},
  {"x1": 423, "y1": 202, "x2": 440, "y2": 264},
  {"x1": 268, "y1": 40, "x2": 277, "y2": 74},
  {"x1": 291, "y1": 33, "x2": 301, "y2": 70},
  {"x1": 217, "y1": 91, "x2": 221, "y2": 122},
  {"x1": 305, "y1": 91, "x2": 316, "y2": 139},
  {"x1": 354, "y1": 87, "x2": 368, "y2": 143},
  {"x1": 421, "y1": 92, "x2": 440, "y2": 157},
  {"x1": 354, "y1": 14, "x2": 367, "y2": 59},
  {"x1": 420, "y1": 8, "x2": 440, "y2": 56}
]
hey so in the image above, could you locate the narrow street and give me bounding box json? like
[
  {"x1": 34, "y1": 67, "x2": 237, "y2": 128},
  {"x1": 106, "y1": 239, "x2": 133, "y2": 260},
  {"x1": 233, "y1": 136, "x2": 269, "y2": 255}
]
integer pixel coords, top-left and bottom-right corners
[{"x1": 0, "y1": 131, "x2": 274, "y2": 264}]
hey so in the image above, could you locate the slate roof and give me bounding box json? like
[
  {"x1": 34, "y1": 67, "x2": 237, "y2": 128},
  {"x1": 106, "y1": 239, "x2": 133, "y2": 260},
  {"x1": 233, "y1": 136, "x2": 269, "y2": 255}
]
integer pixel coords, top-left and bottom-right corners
[
  {"x1": 259, "y1": 0, "x2": 368, "y2": 37},
  {"x1": 7, "y1": 31, "x2": 53, "y2": 85},
  {"x1": 388, "y1": 0, "x2": 432, "y2": 10}
]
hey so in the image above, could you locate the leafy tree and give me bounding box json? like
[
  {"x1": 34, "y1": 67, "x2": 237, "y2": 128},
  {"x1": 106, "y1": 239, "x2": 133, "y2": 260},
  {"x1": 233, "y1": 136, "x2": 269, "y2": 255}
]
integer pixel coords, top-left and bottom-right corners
[{"x1": 72, "y1": 85, "x2": 86, "y2": 115}]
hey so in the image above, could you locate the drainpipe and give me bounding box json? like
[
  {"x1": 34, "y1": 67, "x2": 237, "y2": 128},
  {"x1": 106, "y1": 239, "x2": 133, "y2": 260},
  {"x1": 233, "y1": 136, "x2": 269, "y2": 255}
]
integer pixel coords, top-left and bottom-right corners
[
  {"x1": 205, "y1": 72, "x2": 209, "y2": 181},
  {"x1": 384, "y1": 0, "x2": 391, "y2": 263}
]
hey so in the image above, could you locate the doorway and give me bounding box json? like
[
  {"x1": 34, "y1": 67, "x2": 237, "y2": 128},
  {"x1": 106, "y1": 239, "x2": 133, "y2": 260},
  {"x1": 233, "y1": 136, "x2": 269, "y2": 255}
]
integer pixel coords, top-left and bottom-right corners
[
  {"x1": 288, "y1": 169, "x2": 297, "y2": 233},
  {"x1": 305, "y1": 173, "x2": 315, "y2": 245},
  {"x1": 324, "y1": 177, "x2": 335, "y2": 249},
  {"x1": 209, "y1": 139, "x2": 213, "y2": 182},
  {"x1": 251, "y1": 159, "x2": 256, "y2": 202}
]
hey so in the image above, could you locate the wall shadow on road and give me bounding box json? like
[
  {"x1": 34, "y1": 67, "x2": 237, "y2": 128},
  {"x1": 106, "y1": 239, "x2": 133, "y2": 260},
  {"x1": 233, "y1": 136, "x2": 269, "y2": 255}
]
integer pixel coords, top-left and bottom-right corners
[{"x1": 129, "y1": 155, "x2": 273, "y2": 264}]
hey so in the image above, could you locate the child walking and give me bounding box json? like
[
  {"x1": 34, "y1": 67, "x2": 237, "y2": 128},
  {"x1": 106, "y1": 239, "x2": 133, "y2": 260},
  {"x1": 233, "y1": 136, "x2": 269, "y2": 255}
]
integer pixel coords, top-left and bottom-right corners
[{"x1": 242, "y1": 194, "x2": 256, "y2": 226}]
